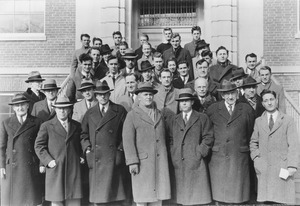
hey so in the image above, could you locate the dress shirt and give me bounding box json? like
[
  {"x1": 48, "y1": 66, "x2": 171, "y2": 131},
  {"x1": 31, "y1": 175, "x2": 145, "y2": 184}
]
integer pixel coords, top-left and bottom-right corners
[
  {"x1": 18, "y1": 114, "x2": 27, "y2": 124},
  {"x1": 58, "y1": 119, "x2": 69, "y2": 132},
  {"x1": 47, "y1": 100, "x2": 56, "y2": 112},
  {"x1": 267, "y1": 110, "x2": 278, "y2": 124},
  {"x1": 181, "y1": 75, "x2": 189, "y2": 84},
  {"x1": 224, "y1": 101, "x2": 235, "y2": 114},
  {"x1": 99, "y1": 102, "x2": 110, "y2": 114},
  {"x1": 182, "y1": 110, "x2": 192, "y2": 122}
]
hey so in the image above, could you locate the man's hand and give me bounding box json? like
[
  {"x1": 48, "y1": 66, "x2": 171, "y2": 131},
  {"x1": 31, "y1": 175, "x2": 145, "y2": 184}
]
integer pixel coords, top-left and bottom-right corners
[
  {"x1": 288, "y1": 167, "x2": 297, "y2": 177},
  {"x1": 48, "y1": 160, "x2": 56, "y2": 168},
  {"x1": 39, "y1": 166, "x2": 46, "y2": 173},
  {"x1": 0, "y1": 168, "x2": 6, "y2": 179},
  {"x1": 80, "y1": 157, "x2": 85, "y2": 164},
  {"x1": 129, "y1": 164, "x2": 139, "y2": 175}
]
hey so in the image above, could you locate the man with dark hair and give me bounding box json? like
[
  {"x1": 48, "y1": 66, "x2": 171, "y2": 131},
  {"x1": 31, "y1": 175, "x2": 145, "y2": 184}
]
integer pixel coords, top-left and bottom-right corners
[
  {"x1": 245, "y1": 53, "x2": 260, "y2": 81},
  {"x1": 250, "y1": 89, "x2": 299, "y2": 204},
  {"x1": 184, "y1": 26, "x2": 206, "y2": 58},
  {"x1": 156, "y1": 27, "x2": 173, "y2": 54},
  {"x1": 173, "y1": 61, "x2": 193, "y2": 89},
  {"x1": 120, "y1": 49, "x2": 140, "y2": 78},
  {"x1": 111, "y1": 31, "x2": 123, "y2": 56},
  {"x1": 192, "y1": 41, "x2": 210, "y2": 72},
  {"x1": 137, "y1": 42, "x2": 154, "y2": 71},
  {"x1": 71, "y1": 33, "x2": 90, "y2": 76},
  {"x1": 257, "y1": 66, "x2": 286, "y2": 113},
  {"x1": 201, "y1": 50, "x2": 214, "y2": 66},
  {"x1": 152, "y1": 52, "x2": 164, "y2": 84},
  {"x1": 88, "y1": 46, "x2": 107, "y2": 80},
  {"x1": 135, "y1": 34, "x2": 156, "y2": 60},
  {"x1": 99, "y1": 44, "x2": 113, "y2": 73},
  {"x1": 92, "y1": 37, "x2": 102, "y2": 48}
]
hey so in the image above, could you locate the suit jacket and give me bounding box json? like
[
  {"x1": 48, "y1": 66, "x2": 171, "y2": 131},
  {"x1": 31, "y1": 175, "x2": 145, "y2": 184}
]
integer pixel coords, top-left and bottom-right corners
[
  {"x1": 31, "y1": 99, "x2": 56, "y2": 122},
  {"x1": 0, "y1": 115, "x2": 42, "y2": 206},
  {"x1": 238, "y1": 94, "x2": 265, "y2": 118},
  {"x1": 35, "y1": 117, "x2": 82, "y2": 201},
  {"x1": 183, "y1": 40, "x2": 203, "y2": 58},
  {"x1": 250, "y1": 111, "x2": 299, "y2": 204},
  {"x1": 172, "y1": 75, "x2": 193, "y2": 89},
  {"x1": 117, "y1": 92, "x2": 139, "y2": 112},
  {"x1": 23, "y1": 88, "x2": 46, "y2": 114},
  {"x1": 206, "y1": 101, "x2": 255, "y2": 203},
  {"x1": 72, "y1": 98, "x2": 98, "y2": 123}
]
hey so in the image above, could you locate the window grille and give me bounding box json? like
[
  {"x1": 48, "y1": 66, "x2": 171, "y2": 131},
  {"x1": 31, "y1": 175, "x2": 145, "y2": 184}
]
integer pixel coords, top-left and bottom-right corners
[{"x1": 139, "y1": 0, "x2": 197, "y2": 27}]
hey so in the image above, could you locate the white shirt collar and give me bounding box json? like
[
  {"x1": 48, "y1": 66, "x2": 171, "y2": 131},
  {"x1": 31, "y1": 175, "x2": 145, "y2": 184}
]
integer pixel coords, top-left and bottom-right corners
[
  {"x1": 18, "y1": 114, "x2": 27, "y2": 123},
  {"x1": 267, "y1": 110, "x2": 279, "y2": 124},
  {"x1": 181, "y1": 75, "x2": 189, "y2": 84},
  {"x1": 182, "y1": 110, "x2": 192, "y2": 121},
  {"x1": 99, "y1": 102, "x2": 110, "y2": 113},
  {"x1": 224, "y1": 101, "x2": 235, "y2": 112}
]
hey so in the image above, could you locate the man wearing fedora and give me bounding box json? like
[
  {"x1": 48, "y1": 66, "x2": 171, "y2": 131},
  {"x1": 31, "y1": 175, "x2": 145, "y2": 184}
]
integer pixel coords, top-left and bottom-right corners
[
  {"x1": 192, "y1": 40, "x2": 210, "y2": 73},
  {"x1": 23, "y1": 71, "x2": 46, "y2": 114},
  {"x1": 139, "y1": 60, "x2": 159, "y2": 88},
  {"x1": 167, "y1": 88, "x2": 213, "y2": 205},
  {"x1": 72, "y1": 79, "x2": 98, "y2": 123},
  {"x1": 35, "y1": 96, "x2": 83, "y2": 206},
  {"x1": 122, "y1": 82, "x2": 171, "y2": 206},
  {"x1": 81, "y1": 81, "x2": 128, "y2": 205},
  {"x1": 31, "y1": 79, "x2": 60, "y2": 123},
  {"x1": 120, "y1": 48, "x2": 141, "y2": 80},
  {"x1": 99, "y1": 44, "x2": 113, "y2": 73},
  {"x1": 206, "y1": 80, "x2": 255, "y2": 204},
  {"x1": 0, "y1": 93, "x2": 43, "y2": 206},
  {"x1": 137, "y1": 43, "x2": 154, "y2": 71},
  {"x1": 230, "y1": 67, "x2": 248, "y2": 99}
]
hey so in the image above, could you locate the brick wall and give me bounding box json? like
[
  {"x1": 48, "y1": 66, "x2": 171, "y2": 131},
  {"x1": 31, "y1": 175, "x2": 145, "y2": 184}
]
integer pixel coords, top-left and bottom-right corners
[
  {"x1": 0, "y1": 0, "x2": 76, "y2": 69},
  {"x1": 264, "y1": 0, "x2": 300, "y2": 66}
]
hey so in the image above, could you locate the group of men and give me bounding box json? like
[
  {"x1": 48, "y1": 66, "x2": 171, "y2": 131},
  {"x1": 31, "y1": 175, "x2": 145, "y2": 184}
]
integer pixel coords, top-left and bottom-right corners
[{"x1": 0, "y1": 25, "x2": 299, "y2": 206}]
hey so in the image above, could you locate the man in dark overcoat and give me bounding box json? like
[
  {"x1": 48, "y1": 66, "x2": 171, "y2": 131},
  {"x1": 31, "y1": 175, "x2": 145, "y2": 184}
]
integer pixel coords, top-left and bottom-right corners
[
  {"x1": 35, "y1": 96, "x2": 83, "y2": 206},
  {"x1": 206, "y1": 80, "x2": 255, "y2": 204},
  {"x1": 80, "y1": 81, "x2": 128, "y2": 205},
  {"x1": 0, "y1": 94, "x2": 43, "y2": 206}
]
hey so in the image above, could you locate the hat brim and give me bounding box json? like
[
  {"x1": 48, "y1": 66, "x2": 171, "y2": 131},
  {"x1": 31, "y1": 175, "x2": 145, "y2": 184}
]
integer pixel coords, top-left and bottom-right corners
[
  {"x1": 175, "y1": 96, "x2": 196, "y2": 101},
  {"x1": 94, "y1": 89, "x2": 114, "y2": 94},
  {"x1": 25, "y1": 78, "x2": 45, "y2": 83},
  {"x1": 217, "y1": 87, "x2": 237, "y2": 92},
  {"x1": 8, "y1": 100, "x2": 30, "y2": 105},
  {"x1": 100, "y1": 49, "x2": 113, "y2": 55},
  {"x1": 41, "y1": 87, "x2": 61, "y2": 90},
  {"x1": 122, "y1": 55, "x2": 138, "y2": 59},
  {"x1": 230, "y1": 74, "x2": 248, "y2": 81},
  {"x1": 135, "y1": 89, "x2": 158, "y2": 95},
  {"x1": 240, "y1": 82, "x2": 260, "y2": 88},
  {"x1": 52, "y1": 103, "x2": 73, "y2": 108},
  {"x1": 139, "y1": 66, "x2": 155, "y2": 72},
  {"x1": 77, "y1": 85, "x2": 96, "y2": 91}
]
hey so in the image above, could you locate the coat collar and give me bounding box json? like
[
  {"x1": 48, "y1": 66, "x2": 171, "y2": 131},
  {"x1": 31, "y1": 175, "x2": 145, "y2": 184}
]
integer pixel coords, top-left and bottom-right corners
[
  {"x1": 175, "y1": 110, "x2": 199, "y2": 135},
  {"x1": 217, "y1": 64, "x2": 234, "y2": 82},
  {"x1": 218, "y1": 101, "x2": 242, "y2": 123},
  {"x1": 133, "y1": 105, "x2": 162, "y2": 127},
  {"x1": 9, "y1": 115, "x2": 36, "y2": 139},
  {"x1": 50, "y1": 116, "x2": 77, "y2": 142},
  {"x1": 90, "y1": 101, "x2": 118, "y2": 130},
  {"x1": 261, "y1": 110, "x2": 285, "y2": 134}
]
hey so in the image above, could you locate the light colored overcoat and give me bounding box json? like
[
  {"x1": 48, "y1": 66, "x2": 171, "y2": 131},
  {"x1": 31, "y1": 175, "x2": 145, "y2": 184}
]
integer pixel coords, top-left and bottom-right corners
[{"x1": 72, "y1": 98, "x2": 97, "y2": 123}]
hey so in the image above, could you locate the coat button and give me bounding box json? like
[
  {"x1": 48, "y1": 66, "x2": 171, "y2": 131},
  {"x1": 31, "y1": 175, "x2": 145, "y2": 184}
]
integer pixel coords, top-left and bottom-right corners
[
  {"x1": 226, "y1": 139, "x2": 229, "y2": 142},
  {"x1": 180, "y1": 129, "x2": 184, "y2": 131},
  {"x1": 12, "y1": 149, "x2": 16, "y2": 153},
  {"x1": 156, "y1": 139, "x2": 159, "y2": 142},
  {"x1": 157, "y1": 154, "x2": 160, "y2": 157},
  {"x1": 182, "y1": 143, "x2": 185, "y2": 146},
  {"x1": 95, "y1": 159, "x2": 98, "y2": 162},
  {"x1": 182, "y1": 158, "x2": 184, "y2": 160}
]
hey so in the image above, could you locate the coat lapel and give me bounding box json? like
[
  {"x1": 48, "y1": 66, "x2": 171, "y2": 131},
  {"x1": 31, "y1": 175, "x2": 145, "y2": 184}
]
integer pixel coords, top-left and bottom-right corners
[
  {"x1": 270, "y1": 112, "x2": 284, "y2": 135},
  {"x1": 175, "y1": 113, "x2": 185, "y2": 130},
  {"x1": 66, "y1": 120, "x2": 77, "y2": 143},
  {"x1": 154, "y1": 109, "x2": 162, "y2": 128},
  {"x1": 135, "y1": 107, "x2": 154, "y2": 126},
  {"x1": 52, "y1": 117, "x2": 67, "y2": 138},
  {"x1": 8, "y1": 115, "x2": 20, "y2": 135},
  {"x1": 183, "y1": 111, "x2": 198, "y2": 137},
  {"x1": 217, "y1": 65, "x2": 232, "y2": 82},
  {"x1": 97, "y1": 102, "x2": 117, "y2": 130},
  {"x1": 90, "y1": 104, "x2": 102, "y2": 127},
  {"x1": 218, "y1": 101, "x2": 230, "y2": 121},
  {"x1": 228, "y1": 103, "x2": 242, "y2": 124},
  {"x1": 260, "y1": 112, "x2": 270, "y2": 133},
  {"x1": 13, "y1": 115, "x2": 35, "y2": 139}
]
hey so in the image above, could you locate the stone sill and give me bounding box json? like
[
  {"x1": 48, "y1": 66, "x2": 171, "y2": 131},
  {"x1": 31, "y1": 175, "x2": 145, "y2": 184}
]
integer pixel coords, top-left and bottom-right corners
[{"x1": 0, "y1": 33, "x2": 46, "y2": 41}]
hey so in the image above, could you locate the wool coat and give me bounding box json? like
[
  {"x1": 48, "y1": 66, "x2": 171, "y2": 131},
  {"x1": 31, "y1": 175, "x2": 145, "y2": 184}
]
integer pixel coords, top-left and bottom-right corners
[
  {"x1": 238, "y1": 94, "x2": 265, "y2": 118},
  {"x1": 100, "y1": 73, "x2": 127, "y2": 103},
  {"x1": 168, "y1": 110, "x2": 214, "y2": 205},
  {"x1": 172, "y1": 75, "x2": 193, "y2": 89},
  {"x1": 0, "y1": 115, "x2": 43, "y2": 206},
  {"x1": 206, "y1": 101, "x2": 255, "y2": 203},
  {"x1": 117, "y1": 92, "x2": 139, "y2": 112},
  {"x1": 122, "y1": 106, "x2": 171, "y2": 203},
  {"x1": 31, "y1": 99, "x2": 56, "y2": 122},
  {"x1": 250, "y1": 111, "x2": 300, "y2": 204},
  {"x1": 35, "y1": 116, "x2": 83, "y2": 201},
  {"x1": 81, "y1": 102, "x2": 128, "y2": 203},
  {"x1": 72, "y1": 98, "x2": 98, "y2": 123},
  {"x1": 23, "y1": 88, "x2": 46, "y2": 114},
  {"x1": 192, "y1": 93, "x2": 217, "y2": 113}
]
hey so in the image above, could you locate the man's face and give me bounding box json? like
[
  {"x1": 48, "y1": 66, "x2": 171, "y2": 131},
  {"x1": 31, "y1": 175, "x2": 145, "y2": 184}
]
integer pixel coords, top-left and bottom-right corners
[
  {"x1": 244, "y1": 86, "x2": 257, "y2": 99},
  {"x1": 167, "y1": 61, "x2": 177, "y2": 73},
  {"x1": 203, "y1": 55, "x2": 212, "y2": 64},
  {"x1": 171, "y1": 36, "x2": 181, "y2": 49},
  {"x1": 259, "y1": 69, "x2": 271, "y2": 84},
  {"x1": 96, "y1": 92, "x2": 110, "y2": 105},
  {"x1": 124, "y1": 58, "x2": 135, "y2": 69},
  {"x1": 90, "y1": 49, "x2": 100, "y2": 63},
  {"x1": 81, "y1": 36, "x2": 90, "y2": 48},
  {"x1": 196, "y1": 62, "x2": 208, "y2": 78},
  {"x1": 246, "y1": 57, "x2": 257, "y2": 70},
  {"x1": 108, "y1": 59, "x2": 119, "y2": 75},
  {"x1": 141, "y1": 70, "x2": 152, "y2": 81},
  {"x1": 142, "y1": 44, "x2": 151, "y2": 57},
  {"x1": 221, "y1": 90, "x2": 238, "y2": 105},
  {"x1": 262, "y1": 93, "x2": 278, "y2": 113},
  {"x1": 164, "y1": 30, "x2": 172, "y2": 41},
  {"x1": 159, "y1": 71, "x2": 172, "y2": 87},
  {"x1": 232, "y1": 77, "x2": 244, "y2": 87},
  {"x1": 93, "y1": 40, "x2": 102, "y2": 48},
  {"x1": 119, "y1": 45, "x2": 127, "y2": 56},
  {"x1": 30, "y1": 81, "x2": 43, "y2": 91},
  {"x1": 216, "y1": 49, "x2": 228, "y2": 63},
  {"x1": 178, "y1": 63, "x2": 189, "y2": 77},
  {"x1": 125, "y1": 75, "x2": 137, "y2": 93},
  {"x1": 153, "y1": 57, "x2": 163, "y2": 72},
  {"x1": 55, "y1": 107, "x2": 71, "y2": 121},
  {"x1": 113, "y1": 34, "x2": 122, "y2": 45},
  {"x1": 81, "y1": 60, "x2": 92, "y2": 73},
  {"x1": 103, "y1": 53, "x2": 110, "y2": 62},
  {"x1": 13, "y1": 103, "x2": 29, "y2": 117},
  {"x1": 194, "y1": 78, "x2": 208, "y2": 97},
  {"x1": 179, "y1": 100, "x2": 193, "y2": 113},
  {"x1": 81, "y1": 88, "x2": 94, "y2": 101},
  {"x1": 140, "y1": 36, "x2": 148, "y2": 45},
  {"x1": 138, "y1": 92, "x2": 154, "y2": 106},
  {"x1": 44, "y1": 89, "x2": 58, "y2": 101},
  {"x1": 192, "y1": 30, "x2": 201, "y2": 41}
]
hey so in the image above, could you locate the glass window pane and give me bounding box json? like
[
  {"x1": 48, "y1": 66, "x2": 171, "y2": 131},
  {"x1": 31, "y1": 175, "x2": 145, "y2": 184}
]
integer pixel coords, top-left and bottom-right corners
[
  {"x1": 30, "y1": 0, "x2": 44, "y2": 13},
  {"x1": 15, "y1": 0, "x2": 30, "y2": 13},
  {"x1": 14, "y1": 14, "x2": 30, "y2": 33},
  {"x1": 30, "y1": 14, "x2": 44, "y2": 33},
  {"x1": 0, "y1": 1, "x2": 14, "y2": 14},
  {"x1": 0, "y1": 15, "x2": 13, "y2": 33}
]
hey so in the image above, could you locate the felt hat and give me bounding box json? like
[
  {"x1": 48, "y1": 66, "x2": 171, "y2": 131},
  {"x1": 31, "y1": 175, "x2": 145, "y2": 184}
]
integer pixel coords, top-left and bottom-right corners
[
  {"x1": 176, "y1": 88, "x2": 197, "y2": 101},
  {"x1": 100, "y1": 44, "x2": 113, "y2": 55},
  {"x1": 94, "y1": 81, "x2": 113, "y2": 94},
  {"x1": 8, "y1": 93, "x2": 30, "y2": 105},
  {"x1": 25, "y1": 71, "x2": 45, "y2": 83},
  {"x1": 41, "y1": 79, "x2": 60, "y2": 90},
  {"x1": 217, "y1": 80, "x2": 237, "y2": 92},
  {"x1": 52, "y1": 96, "x2": 73, "y2": 108},
  {"x1": 122, "y1": 49, "x2": 138, "y2": 59},
  {"x1": 240, "y1": 76, "x2": 260, "y2": 88},
  {"x1": 77, "y1": 79, "x2": 96, "y2": 91},
  {"x1": 139, "y1": 60, "x2": 155, "y2": 72},
  {"x1": 230, "y1": 67, "x2": 247, "y2": 81},
  {"x1": 134, "y1": 82, "x2": 158, "y2": 95}
]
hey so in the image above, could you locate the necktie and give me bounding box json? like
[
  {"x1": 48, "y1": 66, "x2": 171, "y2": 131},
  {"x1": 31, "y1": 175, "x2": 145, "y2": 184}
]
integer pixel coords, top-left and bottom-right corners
[
  {"x1": 49, "y1": 102, "x2": 53, "y2": 113},
  {"x1": 87, "y1": 101, "x2": 91, "y2": 109},
  {"x1": 62, "y1": 121, "x2": 68, "y2": 132},
  {"x1": 19, "y1": 117, "x2": 23, "y2": 125},
  {"x1": 130, "y1": 93, "x2": 134, "y2": 102},
  {"x1": 101, "y1": 106, "x2": 106, "y2": 116},
  {"x1": 112, "y1": 76, "x2": 116, "y2": 85},
  {"x1": 228, "y1": 105, "x2": 233, "y2": 116},
  {"x1": 269, "y1": 114, "x2": 274, "y2": 130},
  {"x1": 183, "y1": 113, "x2": 188, "y2": 125}
]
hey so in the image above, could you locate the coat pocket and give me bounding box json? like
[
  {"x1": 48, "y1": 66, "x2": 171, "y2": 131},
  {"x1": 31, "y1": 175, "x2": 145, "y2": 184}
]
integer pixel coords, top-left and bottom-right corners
[
  {"x1": 239, "y1": 146, "x2": 250, "y2": 153},
  {"x1": 138, "y1": 152, "x2": 148, "y2": 160}
]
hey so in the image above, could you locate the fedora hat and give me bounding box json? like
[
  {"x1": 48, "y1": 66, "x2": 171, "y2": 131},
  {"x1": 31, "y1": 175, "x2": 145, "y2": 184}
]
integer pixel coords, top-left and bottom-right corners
[
  {"x1": 135, "y1": 82, "x2": 158, "y2": 95},
  {"x1": 52, "y1": 96, "x2": 73, "y2": 108},
  {"x1": 77, "y1": 79, "x2": 95, "y2": 91},
  {"x1": 230, "y1": 67, "x2": 247, "y2": 81},
  {"x1": 8, "y1": 93, "x2": 30, "y2": 105},
  {"x1": 25, "y1": 71, "x2": 45, "y2": 83},
  {"x1": 176, "y1": 88, "x2": 196, "y2": 101},
  {"x1": 139, "y1": 60, "x2": 155, "y2": 72},
  {"x1": 94, "y1": 81, "x2": 113, "y2": 94},
  {"x1": 100, "y1": 44, "x2": 113, "y2": 55},
  {"x1": 217, "y1": 80, "x2": 237, "y2": 92},
  {"x1": 122, "y1": 49, "x2": 138, "y2": 59},
  {"x1": 240, "y1": 76, "x2": 260, "y2": 88},
  {"x1": 195, "y1": 40, "x2": 210, "y2": 51},
  {"x1": 41, "y1": 79, "x2": 60, "y2": 90}
]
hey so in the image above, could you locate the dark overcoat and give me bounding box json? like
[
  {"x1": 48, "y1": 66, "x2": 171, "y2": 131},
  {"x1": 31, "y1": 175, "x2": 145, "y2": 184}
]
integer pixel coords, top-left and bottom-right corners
[
  {"x1": 250, "y1": 112, "x2": 300, "y2": 204},
  {"x1": 168, "y1": 111, "x2": 214, "y2": 205},
  {"x1": 23, "y1": 88, "x2": 46, "y2": 114},
  {"x1": 238, "y1": 94, "x2": 265, "y2": 118},
  {"x1": 122, "y1": 106, "x2": 171, "y2": 203},
  {"x1": 0, "y1": 115, "x2": 43, "y2": 206},
  {"x1": 35, "y1": 116, "x2": 83, "y2": 201},
  {"x1": 31, "y1": 99, "x2": 56, "y2": 122},
  {"x1": 81, "y1": 102, "x2": 128, "y2": 203},
  {"x1": 206, "y1": 101, "x2": 255, "y2": 203}
]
